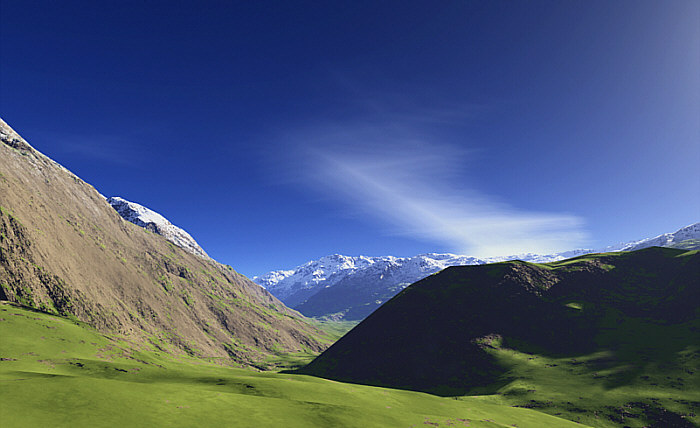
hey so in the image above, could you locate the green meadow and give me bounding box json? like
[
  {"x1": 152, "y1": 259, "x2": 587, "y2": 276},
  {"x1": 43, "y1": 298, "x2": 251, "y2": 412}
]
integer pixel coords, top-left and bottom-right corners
[
  {"x1": 476, "y1": 322, "x2": 699, "y2": 427},
  {"x1": 0, "y1": 302, "x2": 582, "y2": 427}
]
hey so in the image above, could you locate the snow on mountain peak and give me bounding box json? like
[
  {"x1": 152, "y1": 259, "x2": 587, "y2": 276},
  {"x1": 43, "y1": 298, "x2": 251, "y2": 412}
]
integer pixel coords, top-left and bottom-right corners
[
  {"x1": 253, "y1": 222, "x2": 700, "y2": 318},
  {"x1": 107, "y1": 196, "x2": 211, "y2": 260}
]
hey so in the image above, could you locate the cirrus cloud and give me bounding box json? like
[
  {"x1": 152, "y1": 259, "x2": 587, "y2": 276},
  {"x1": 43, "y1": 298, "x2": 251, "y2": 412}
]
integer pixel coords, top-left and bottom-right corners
[{"x1": 272, "y1": 122, "x2": 588, "y2": 258}]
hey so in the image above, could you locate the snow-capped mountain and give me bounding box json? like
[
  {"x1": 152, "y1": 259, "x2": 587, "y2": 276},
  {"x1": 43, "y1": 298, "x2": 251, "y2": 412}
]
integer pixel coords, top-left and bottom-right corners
[
  {"x1": 254, "y1": 222, "x2": 700, "y2": 320},
  {"x1": 254, "y1": 253, "x2": 486, "y2": 308},
  {"x1": 602, "y1": 222, "x2": 700, "y2": 252},
  {"x1": 107, "y1": 196, "x2": 211, "y2": 260}
]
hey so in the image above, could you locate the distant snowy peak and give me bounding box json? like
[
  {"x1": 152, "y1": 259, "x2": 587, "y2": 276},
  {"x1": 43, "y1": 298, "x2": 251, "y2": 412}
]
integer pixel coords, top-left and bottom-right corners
[
  {"x1": 253, "y1": 222, "x2": 700, "y2": 308},
  {"x1": 253, "y1": 252, "x2": 489, "y2": 302},
  {"x1": 494, "y1": 222, "x2": 700, "y2": 263},
  {"x1": 107, "y1": 196, "x2": 210, "y2": 260},
  {"x1": 604, "y1": 222, "x2": 700, "y2": 252},
  {"x1": 253, "y1": 254, "x2": 377, "y2": 300}
]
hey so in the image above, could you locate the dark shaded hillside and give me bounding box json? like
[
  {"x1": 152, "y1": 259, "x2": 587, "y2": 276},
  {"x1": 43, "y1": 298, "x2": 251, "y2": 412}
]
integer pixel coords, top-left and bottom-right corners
[
  {"x1": 298, "y1": 247, "x2": 699, "y2": 426},
  {"x1": 0, "y1": 118, "x2": 330, "y2": 367}
]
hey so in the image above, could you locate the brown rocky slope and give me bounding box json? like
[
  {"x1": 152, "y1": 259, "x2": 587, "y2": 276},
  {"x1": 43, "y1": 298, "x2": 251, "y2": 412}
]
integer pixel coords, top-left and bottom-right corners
[{"x1": 0, "y1": 118, "x2": 329, "y2": 367}]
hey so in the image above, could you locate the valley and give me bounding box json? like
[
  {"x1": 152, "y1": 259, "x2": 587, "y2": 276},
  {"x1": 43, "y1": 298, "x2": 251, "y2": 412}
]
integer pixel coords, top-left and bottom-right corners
[
  {"x1": 2, "y1": 1, "x2": 699, "y2": 426},
  {"x1": 0, "y1": 302, "x2": 581, "y2": 427},
  {"x1": 1, "y1": 117, "x2": 698, "y2": 427}
]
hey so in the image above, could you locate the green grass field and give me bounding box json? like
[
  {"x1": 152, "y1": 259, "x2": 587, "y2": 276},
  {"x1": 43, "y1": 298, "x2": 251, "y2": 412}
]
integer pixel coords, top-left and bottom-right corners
[
  {"x1": 476, "y1": 321, "x2": 699, "y2": 427},
  {"x1": 0, "y1": 302, "x2": 582, "y2": 427}
]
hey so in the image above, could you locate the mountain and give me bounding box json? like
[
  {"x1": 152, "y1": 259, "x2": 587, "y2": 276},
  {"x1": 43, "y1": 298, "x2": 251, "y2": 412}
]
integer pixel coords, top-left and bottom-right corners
[
  {"x1": 107, "y1": 196, "x2": 210, "y2": 260},
  {"x1": 610, "y1": 223, "x2": 700, "y2": 251},
  {"x1": 298, "y1": 247, "x2": 700, "y2": 427},
  {"x1": 254, "y1": 254, "x2": 490, "y2": 320},
  {"x1": 0, "y1": 118, "x2": 330, "y2": 367},
  {"x1": 255, "y1": 223, "x2": 700, "y2": 320}
]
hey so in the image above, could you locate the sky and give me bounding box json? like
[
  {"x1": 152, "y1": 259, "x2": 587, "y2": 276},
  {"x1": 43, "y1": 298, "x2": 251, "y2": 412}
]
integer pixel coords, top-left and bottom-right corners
[{"x1": 1, "y1": 1, "x2": 698, "y2": 277}]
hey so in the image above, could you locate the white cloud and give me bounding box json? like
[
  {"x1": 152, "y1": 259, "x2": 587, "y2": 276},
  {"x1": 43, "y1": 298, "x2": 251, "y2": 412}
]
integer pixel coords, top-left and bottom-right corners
[{"x1": 279, "y1": 124, "x2": 588, "y2": 257}]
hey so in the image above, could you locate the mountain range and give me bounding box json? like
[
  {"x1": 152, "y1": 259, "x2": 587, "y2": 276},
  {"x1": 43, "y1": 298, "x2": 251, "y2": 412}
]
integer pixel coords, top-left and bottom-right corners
[
  {"x1": 79, "y1": 151, "x2": 698, "y2": 324},
  {"x1": 254, "y1": 223, "x2": 700, "y2": 320},
  {"x1": 97, "y1": 175, "x2": 699, "y2": 324}
]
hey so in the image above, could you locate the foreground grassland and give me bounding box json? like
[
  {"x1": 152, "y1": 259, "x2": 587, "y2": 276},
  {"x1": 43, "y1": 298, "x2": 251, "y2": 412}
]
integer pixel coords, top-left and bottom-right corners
[{"x1": 0, "y1": 303, "x2": 581, "y2": 428}]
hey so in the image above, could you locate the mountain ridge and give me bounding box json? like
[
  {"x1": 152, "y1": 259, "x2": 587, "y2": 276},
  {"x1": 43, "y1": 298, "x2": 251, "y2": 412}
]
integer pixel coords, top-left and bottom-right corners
[
  {"x1": 254, "y1": 223, "x2": 700, "y2": 320},
  {"x1": 0, "y1": 117, "x2": 329, "y2": 367},
  {"x1": 107, "y1": 196, "x2": 211, "y2": 260}
]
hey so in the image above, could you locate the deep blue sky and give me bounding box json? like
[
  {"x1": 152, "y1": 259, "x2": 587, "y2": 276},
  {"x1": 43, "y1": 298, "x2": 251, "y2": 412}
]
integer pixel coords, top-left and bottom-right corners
[{"x1": 1, "y1": 1, "x2": 698, "y2": 276}]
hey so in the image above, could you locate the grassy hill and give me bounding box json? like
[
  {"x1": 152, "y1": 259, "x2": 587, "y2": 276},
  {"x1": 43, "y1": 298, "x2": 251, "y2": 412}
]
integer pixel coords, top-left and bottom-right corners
[
  {"x1": 0, "y1": 301, "x2": 583, "y2": 427},
  {"x1": 298, "y1": 247, "x2": 700, "y2": 427},
  {"x1": 0, "y1": 118, "x2": 331, "y2": 367}
]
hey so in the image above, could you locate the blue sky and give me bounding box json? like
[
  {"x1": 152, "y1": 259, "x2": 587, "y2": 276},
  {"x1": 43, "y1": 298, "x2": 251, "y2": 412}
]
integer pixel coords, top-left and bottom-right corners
[{"x1": 1, "y1": 1, "x2": 698, "y2": 276}]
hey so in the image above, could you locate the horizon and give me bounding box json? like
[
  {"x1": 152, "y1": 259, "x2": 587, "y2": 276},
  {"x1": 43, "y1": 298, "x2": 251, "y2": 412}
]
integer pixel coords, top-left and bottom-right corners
[{"x1": 2, "y1": 1, "x2": 698, "y2": 277}]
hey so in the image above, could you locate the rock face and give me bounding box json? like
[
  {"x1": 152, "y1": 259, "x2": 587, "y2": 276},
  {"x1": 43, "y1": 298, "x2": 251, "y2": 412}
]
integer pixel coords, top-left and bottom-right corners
[
  {"x1": 107, "y1": 196, "x2": 210, "y2": 260},
  {"x1": 254, "y1": 224, "x2": 700, "y2": 320},
  {"x1": 0, "y1": 117, "x2": 329, "y2": 367}
]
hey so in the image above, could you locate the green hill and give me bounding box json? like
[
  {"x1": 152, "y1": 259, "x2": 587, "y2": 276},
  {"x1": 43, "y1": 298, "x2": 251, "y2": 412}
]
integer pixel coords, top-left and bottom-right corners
[
  {"x1": 0, "y1": 301, "x2": 584, "y2": 427},
  {"x1": 298, "y1": 247, "x2": 700, "y2": 427}
]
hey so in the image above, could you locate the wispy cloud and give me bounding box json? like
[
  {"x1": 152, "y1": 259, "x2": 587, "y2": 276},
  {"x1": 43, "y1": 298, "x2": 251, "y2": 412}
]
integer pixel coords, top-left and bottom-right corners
[{"x1": 275, "y1": 123, "x2": 588, "y2": 257}]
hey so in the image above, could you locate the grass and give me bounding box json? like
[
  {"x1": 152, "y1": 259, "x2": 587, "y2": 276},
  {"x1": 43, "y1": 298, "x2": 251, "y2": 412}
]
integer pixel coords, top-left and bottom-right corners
[
  {"x1": 0, "y1": 302, "x2": 582, "y2": 427},
  {"x1": 308, "y1": 318, "x2": 359, "y2": 342},
  {"x1": 479, "y1": 321, "x2": 699, "y2": 427}
]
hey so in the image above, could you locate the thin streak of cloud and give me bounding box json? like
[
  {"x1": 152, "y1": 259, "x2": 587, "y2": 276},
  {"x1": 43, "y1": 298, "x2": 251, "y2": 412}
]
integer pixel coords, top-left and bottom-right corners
[{"x1": 277, "y1": 124, "x2": 588, "y2": 257}]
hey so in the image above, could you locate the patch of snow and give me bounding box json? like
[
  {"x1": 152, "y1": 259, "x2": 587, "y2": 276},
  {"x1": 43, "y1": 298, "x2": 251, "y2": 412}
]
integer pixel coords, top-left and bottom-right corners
[{"x1": 107, "y1": 196, "x2": 211, "y2": 260}]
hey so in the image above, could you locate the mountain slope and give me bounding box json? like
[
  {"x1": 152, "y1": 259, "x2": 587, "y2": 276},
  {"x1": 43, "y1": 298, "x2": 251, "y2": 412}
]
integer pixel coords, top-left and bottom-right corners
[
  {"x1": 298, "y1": 247, "x2": 700, "y2": 427},
  {"x1": 256, "y1": 224, "x2": 700, "y2": 320},
  {"x1": 107, "y1": 196, "x2": 210, "y2": 260},
  {"x1": 0, "y1": 118, "x2": 329, "y2": 367}
]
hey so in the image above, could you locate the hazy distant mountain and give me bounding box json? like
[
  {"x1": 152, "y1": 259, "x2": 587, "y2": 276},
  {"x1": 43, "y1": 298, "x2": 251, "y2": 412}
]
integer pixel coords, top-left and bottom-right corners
[
  {"x1": 255, "y1": 223, "x2": 700, "y2": 320},
  {"x1": 107, "y1": 196, "x2": 211, "y2": 260},
  {"x1": 0, "y1": 118, "x2": 330, "y2": 366}
]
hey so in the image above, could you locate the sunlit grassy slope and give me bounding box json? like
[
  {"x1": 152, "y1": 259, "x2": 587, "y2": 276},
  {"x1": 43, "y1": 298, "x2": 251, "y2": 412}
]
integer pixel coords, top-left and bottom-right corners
[
  {"x1": 471, "y1": 318, "x2": 699, "y2": 427},
  {"x1": 0, "y1": 302, "x2": 582, "y2": 428}
]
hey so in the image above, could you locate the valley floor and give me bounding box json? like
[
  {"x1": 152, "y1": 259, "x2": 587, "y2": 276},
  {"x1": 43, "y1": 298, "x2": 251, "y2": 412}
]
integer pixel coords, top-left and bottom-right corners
[{"x1": 0, "y1": 303, "x2": 582, "y2": 427}]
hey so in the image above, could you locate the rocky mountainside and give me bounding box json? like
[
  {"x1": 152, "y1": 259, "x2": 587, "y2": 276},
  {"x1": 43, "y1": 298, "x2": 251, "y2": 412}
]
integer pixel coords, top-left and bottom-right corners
[
  {"x1": 107, "y1": 196, "x2": 210, "y2": 260},
  {"x1": 0, "y1": 118, "x2": 330, "y2": 367},
  {"x1": 298, "y1": 247, "x2": 700, "y2": 426},
  {"x1": 255, "y1": 223, "x2": 700, "y2": 320}
]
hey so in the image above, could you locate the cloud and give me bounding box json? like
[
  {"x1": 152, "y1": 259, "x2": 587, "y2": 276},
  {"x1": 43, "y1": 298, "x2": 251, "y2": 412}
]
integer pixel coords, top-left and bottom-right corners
[{"x1": 276, "y1": 123, "x2": 588, "y2": 257}]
